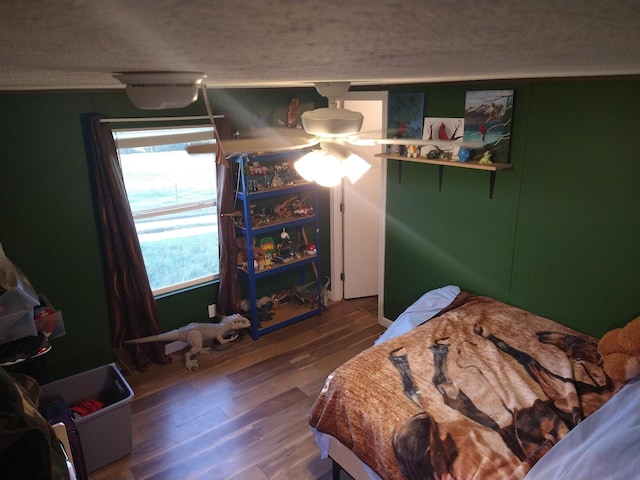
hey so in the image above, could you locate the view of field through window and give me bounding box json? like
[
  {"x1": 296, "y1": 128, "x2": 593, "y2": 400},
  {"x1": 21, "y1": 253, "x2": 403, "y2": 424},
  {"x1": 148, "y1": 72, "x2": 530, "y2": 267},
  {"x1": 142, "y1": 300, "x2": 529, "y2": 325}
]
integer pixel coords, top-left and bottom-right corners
[{"x1": 117, "y1": 138, "x2": 219, "y2": 293}]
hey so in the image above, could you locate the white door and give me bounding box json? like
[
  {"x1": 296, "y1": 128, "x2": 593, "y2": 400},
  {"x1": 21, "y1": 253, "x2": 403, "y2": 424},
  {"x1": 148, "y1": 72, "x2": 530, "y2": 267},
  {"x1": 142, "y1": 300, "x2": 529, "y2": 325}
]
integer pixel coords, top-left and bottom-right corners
[{"x1": 329, "y1": 91, "x2": 388, "y2": 301}]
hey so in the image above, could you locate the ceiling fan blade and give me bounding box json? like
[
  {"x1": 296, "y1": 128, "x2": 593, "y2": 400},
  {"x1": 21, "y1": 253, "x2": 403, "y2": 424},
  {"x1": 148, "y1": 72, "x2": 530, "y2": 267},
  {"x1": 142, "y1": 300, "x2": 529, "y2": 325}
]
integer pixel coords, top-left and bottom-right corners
[
  {"x1": 347, "y1": 137, "x2": 428, "y2": 147},
  {"x1": 186, "y1": 128, "x2": 319, "y2": 155},
  {"x1": 346, "y1": 136, "x2": 481, "y2": 148}
]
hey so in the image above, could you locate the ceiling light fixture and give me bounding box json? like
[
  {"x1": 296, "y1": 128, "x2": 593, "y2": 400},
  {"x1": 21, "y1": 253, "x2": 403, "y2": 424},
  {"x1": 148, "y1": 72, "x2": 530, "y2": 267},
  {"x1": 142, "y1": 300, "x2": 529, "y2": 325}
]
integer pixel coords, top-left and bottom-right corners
[
  {"x1": 295, "y1": 82, "x2": 370, "y2": 187},
  {"x1": 294, "y1": 142, "x2": 371, "y2": 187},
  {"x1": 113, "y1": 71, "x2": 207, "y2": 109}
]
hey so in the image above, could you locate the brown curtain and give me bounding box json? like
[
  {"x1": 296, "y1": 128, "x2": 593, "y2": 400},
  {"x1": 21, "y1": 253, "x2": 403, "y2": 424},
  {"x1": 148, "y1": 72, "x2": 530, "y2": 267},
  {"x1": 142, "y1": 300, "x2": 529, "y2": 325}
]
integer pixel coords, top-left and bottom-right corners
[
  {"x1": 212, "y1": 114, "x2": 241, "y2": 316},
  {"x1": 84, "y1": 113, "x2": 170, "y2": 375}
]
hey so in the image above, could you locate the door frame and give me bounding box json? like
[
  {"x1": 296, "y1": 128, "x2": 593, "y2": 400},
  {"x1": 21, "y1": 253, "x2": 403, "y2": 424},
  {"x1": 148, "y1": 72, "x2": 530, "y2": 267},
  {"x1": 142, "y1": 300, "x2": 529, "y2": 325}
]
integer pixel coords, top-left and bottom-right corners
[{"x1": 328, "y1": 91, "x2": 389, "y2": 325}]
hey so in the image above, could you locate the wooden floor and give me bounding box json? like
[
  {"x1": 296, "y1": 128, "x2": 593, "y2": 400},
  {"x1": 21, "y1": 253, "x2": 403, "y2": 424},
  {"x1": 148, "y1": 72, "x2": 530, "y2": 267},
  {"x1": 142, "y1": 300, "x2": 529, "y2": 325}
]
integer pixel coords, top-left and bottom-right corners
[{"x1": 89, "y1": 297, "x2": 382, "y2": 480}]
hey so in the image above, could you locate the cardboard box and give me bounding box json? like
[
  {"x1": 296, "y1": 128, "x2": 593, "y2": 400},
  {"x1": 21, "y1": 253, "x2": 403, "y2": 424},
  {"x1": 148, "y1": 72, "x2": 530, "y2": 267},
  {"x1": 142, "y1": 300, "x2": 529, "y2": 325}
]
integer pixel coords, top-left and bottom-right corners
[{"x1": 40, "y1": 363, "x2": 135, "y2": 472}]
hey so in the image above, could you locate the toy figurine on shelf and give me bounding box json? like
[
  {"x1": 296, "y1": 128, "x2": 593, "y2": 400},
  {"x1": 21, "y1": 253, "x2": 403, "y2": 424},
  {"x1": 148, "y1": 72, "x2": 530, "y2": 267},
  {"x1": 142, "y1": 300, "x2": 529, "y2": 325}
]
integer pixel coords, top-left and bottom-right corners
[
  {"x1": 271, "y1": 169, "x2": 284, "y2": 188},
  {"x1": 292, "y1": 196, "x2": 314, "y2": 217},
  {"x1": 273, "y1": 196, "x2": 298, "y2": 219},
  {"x1": 424, "y1": 146, "x2": 444, "y2": 159},
  {"x1": 236, "y1": 236, "x2": 266, "y2": 270},
  {"x1": 275, "y1": 229, "x2": 295, "y2": 263},
  {"x1": 457, "y1": 147, "x2": 471, "y2": 162},
  {"x1": 479, "y1": 150, "x2": 493, "y2": 165},
  {"x1": 406, "y1": 144, "x2": 419, "y2": 158}
]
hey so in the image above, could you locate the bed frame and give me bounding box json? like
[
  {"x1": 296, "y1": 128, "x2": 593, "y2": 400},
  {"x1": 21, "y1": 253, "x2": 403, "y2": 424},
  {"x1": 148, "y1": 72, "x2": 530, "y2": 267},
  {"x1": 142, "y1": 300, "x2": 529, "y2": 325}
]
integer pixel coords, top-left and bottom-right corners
[{"x1": 328, "y1": 436, "x2": 371, "y2": 480}]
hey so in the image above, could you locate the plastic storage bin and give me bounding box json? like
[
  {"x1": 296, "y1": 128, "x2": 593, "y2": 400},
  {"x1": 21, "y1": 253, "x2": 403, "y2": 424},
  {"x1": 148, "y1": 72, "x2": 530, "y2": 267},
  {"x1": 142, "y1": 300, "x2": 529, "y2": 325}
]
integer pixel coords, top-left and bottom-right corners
[
  {"x1": 0, "y1": 310, "x2": 37, "y2": 344},
  {"x1": 40, "y1": 363, "x2": 135, "y2": 472},
  {"x1": 0, "y1": 279, "x2": 39, "y2": 344}
]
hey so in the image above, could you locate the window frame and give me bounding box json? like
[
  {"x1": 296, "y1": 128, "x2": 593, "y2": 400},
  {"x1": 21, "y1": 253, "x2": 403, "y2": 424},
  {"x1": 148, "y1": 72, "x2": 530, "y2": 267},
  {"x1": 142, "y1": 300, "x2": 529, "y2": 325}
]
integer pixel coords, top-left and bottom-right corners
[{"x1": 112, "y1": 123, "x2": 219, "y2": 296}]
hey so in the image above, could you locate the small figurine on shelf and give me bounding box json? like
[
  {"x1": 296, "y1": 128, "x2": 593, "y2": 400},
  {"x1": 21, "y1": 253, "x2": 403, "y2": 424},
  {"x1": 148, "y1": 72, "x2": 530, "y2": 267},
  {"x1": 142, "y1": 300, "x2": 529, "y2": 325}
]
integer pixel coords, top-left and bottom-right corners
[
  {"x1": 263, "y1": 253, "x2": 273, "y2": 268},
  {"x1": 425, "y1": 146, "x2": 444, "y2": 159},
  {"x1": 406, "y1": 145, "x2": 419, "y2": 158},
  {"x1": 275, "y1": 229, "x2": 295, "y2": 263},
  {"x1": 479, "y1": 150, "x2": 493, "y2": 165},
  {"x1": 457, "y1": 147, "x2": 471, "y2": 162},
  {"x1": 287, "y1": 97, "x2": 300, "y2": 128},
  {"x1": 292, "y1": 197, "x2": 314, "y2": 217},
  {"x1": 273, "y1": 195, "x2": 298, "y2": 219},
  {"x1": 270, "y1": 169, "x2": 284, "y2": 188},
  {"x1": 258, "y1": 237, "x2": 276, "y2": 268},
  {"x1": 236, "y1": 236, "x2": 266, "y2": 270}
]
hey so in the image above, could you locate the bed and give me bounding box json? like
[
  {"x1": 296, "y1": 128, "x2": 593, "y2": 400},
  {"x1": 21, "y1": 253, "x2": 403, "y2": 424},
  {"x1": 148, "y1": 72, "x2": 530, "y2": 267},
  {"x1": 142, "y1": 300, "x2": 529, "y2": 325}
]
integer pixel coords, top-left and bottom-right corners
[{"x1": 309, "y1": 287, "x2": 639, "y2": 480}]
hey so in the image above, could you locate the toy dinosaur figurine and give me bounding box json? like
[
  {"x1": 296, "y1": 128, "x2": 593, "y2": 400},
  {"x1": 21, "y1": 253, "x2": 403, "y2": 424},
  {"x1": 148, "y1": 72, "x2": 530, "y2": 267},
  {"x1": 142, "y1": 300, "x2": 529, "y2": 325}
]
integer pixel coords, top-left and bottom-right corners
[{"x1": 125, "y1": 314, "x2": 251, "y2": 370}]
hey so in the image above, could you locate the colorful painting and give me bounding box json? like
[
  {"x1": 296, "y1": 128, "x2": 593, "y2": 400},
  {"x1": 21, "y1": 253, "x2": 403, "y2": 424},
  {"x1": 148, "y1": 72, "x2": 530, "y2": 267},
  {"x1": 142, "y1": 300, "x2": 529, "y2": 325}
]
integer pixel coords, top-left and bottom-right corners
[
  {"x1": 420, "y1": 117, "x2": 465, "y2": 159},
  {"x1": 387, "y1": 92, "x2": 425, "y2": 140},
  {"x1": 422, "y1": 117, "x2": 464, "y2": 142},
  {"x1": 463, "y1": 90, "x2": 514, "y2": 163}
]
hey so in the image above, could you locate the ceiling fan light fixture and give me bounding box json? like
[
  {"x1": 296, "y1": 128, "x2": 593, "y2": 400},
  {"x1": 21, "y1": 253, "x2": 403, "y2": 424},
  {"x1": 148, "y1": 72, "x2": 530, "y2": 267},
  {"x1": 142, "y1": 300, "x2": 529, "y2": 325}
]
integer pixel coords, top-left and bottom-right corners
[
  {"x1": 293, "y1": 150, "x2": 323, "y2": 182},
  {"x1": 113, "y1": 71, "x2": 206, "y2": 109},
  {"x1": 294, "y1": 149, "x2": 342, "y2": 187},
  {"x1": 301, "y1": 107, "x2": 364, "y2": 136},
  {"x1": 343, "y1": 153, "x2": 372, "y2": 184},
  {"x1": 294, "y1": 145, "x2": 370, "y2": 187}
]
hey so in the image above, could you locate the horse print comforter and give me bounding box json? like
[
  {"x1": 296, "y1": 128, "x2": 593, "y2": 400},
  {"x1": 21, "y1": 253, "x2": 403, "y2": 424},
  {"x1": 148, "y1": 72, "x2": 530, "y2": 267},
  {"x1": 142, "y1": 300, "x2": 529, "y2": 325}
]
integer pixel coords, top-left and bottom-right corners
[{"x1": 309, "y1": 292, "x2": 620, "y2": 480}]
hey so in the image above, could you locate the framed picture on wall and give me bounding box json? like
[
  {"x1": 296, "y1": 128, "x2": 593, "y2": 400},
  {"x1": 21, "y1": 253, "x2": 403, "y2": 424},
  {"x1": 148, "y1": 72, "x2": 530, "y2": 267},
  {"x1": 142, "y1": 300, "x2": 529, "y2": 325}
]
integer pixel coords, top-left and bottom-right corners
[
  {"x1": 387, "y1": 92, "x2": 425, "y2": 154},
  {"x1": 463, "y1": 90, "x2": 514, "y2": 163},
  {"x1": 422, "y1": 117, "x2": 464, "y2": 143},
  {"x1": 421, "y1": 117, "x2": 465, "y2": 159}
]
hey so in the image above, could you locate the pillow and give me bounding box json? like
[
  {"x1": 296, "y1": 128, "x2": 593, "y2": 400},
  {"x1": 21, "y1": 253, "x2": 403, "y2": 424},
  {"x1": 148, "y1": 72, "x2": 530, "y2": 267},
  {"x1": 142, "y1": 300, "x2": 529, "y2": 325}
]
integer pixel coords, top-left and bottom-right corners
[{"x1": 375, "y1": 285, "x2": 461, "y2": 345}]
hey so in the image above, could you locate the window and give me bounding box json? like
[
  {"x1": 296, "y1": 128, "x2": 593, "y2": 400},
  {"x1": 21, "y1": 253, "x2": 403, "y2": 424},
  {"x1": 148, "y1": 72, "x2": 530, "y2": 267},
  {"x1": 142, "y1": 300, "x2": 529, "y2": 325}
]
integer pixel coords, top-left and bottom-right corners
[{"x1": 113, "y1": 125, "x2": 218, "y2": 295}]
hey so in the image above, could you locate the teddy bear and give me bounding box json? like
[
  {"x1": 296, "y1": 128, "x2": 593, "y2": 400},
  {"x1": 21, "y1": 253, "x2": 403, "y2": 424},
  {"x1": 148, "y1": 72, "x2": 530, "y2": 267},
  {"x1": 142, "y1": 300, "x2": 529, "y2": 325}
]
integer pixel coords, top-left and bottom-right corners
[
  {"x1": 236, "y1": 236, "x2": 266, "y2": 270},
  {"x1": 597, "y1": 315, "x2": 640, "y2": 382}
]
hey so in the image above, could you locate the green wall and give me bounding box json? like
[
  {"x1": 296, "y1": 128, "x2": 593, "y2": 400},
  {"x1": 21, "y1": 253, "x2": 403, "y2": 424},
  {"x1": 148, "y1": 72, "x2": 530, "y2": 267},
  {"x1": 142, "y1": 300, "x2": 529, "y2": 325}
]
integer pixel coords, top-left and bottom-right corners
[
  {"x1": 383, "y1": 78, "x2": 640, "y2": 337},
  {"x1": 1, "y1": 77, "x2": 637, "y2": 380},
  {"x1": 0, "y1": 87, "x2": 326, "y2": 380}
]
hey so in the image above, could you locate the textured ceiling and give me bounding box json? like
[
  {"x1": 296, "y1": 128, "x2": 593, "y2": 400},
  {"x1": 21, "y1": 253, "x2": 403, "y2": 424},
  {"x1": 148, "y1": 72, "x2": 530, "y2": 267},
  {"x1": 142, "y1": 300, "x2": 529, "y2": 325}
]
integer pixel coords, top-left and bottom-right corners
[{"x1": 1, "y1": 0, "x2": 639, "y2": 91}]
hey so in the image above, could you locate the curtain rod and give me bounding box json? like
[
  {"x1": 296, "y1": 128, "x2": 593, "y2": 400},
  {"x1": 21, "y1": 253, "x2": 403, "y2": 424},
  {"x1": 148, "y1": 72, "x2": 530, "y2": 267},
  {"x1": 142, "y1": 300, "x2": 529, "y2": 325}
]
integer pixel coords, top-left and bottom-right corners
[{"x1": 100, "y1": 115, "x2": 224, "y2": 123}]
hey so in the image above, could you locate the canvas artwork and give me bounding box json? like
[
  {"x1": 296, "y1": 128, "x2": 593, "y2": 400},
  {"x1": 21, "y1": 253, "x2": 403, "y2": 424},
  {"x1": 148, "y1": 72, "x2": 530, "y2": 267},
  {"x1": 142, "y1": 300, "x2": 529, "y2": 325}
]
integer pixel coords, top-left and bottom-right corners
[
  {"x1": 422, "y1": 117, "x2": 464, "y2": 143},
  {"x1": 463, "y1": 90, "x2": 514, "y2": 163},
  {"x1": 387, "y1": 92, "x2": 425, "y2": 154},
  {"x1": 420, "y1": 117, "x2": 465, "y2": 158}
]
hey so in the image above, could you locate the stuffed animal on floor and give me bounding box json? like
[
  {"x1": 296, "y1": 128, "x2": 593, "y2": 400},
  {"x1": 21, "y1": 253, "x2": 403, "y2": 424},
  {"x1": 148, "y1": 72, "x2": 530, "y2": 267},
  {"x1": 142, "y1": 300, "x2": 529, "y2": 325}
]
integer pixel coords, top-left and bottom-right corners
[{"x1": 597, "y1": 315, "x2": 640, "y2": 382}]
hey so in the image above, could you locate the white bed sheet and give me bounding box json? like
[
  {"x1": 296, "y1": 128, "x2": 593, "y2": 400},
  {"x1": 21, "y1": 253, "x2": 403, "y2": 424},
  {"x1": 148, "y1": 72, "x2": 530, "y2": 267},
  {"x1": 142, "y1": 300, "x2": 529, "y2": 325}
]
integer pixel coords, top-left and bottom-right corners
[{"x1": 524, "y1": 375, "x2": 640, "y2": 480}]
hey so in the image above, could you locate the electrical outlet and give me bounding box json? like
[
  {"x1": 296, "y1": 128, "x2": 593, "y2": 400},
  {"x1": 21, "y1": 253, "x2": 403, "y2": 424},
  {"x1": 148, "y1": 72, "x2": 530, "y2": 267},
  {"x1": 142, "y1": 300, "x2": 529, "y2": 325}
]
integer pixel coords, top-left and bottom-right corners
[{"x1": 207, "y1": 304, "x2": 217, "y2": 319}]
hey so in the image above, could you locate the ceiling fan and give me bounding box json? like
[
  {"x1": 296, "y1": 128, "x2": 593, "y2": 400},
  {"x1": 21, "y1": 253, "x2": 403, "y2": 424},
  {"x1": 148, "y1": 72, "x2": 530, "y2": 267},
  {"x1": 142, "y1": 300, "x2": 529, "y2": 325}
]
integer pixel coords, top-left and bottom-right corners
[
  {"x1": 187, "y1": 81, "x2": 449, "y2": 155},
  {"x1": 187, "y1": 81, "x2": 460, "y2": 186}
]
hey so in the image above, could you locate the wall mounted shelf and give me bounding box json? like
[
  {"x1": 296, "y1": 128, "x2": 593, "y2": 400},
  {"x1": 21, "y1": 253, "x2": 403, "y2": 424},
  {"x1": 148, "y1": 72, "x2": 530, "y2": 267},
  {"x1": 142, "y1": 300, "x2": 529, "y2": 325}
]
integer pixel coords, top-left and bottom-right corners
[{"x1": 375, "y1": 153, "x2": 512, "y2": 199}]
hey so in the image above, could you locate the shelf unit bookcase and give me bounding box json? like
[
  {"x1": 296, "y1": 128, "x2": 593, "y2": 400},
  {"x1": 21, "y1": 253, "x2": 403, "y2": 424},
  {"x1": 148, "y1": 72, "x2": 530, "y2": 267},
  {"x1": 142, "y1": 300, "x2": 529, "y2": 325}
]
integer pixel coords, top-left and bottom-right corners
[{"x1": 231, "y1": 150, "x2": 322, "y2": 339}]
